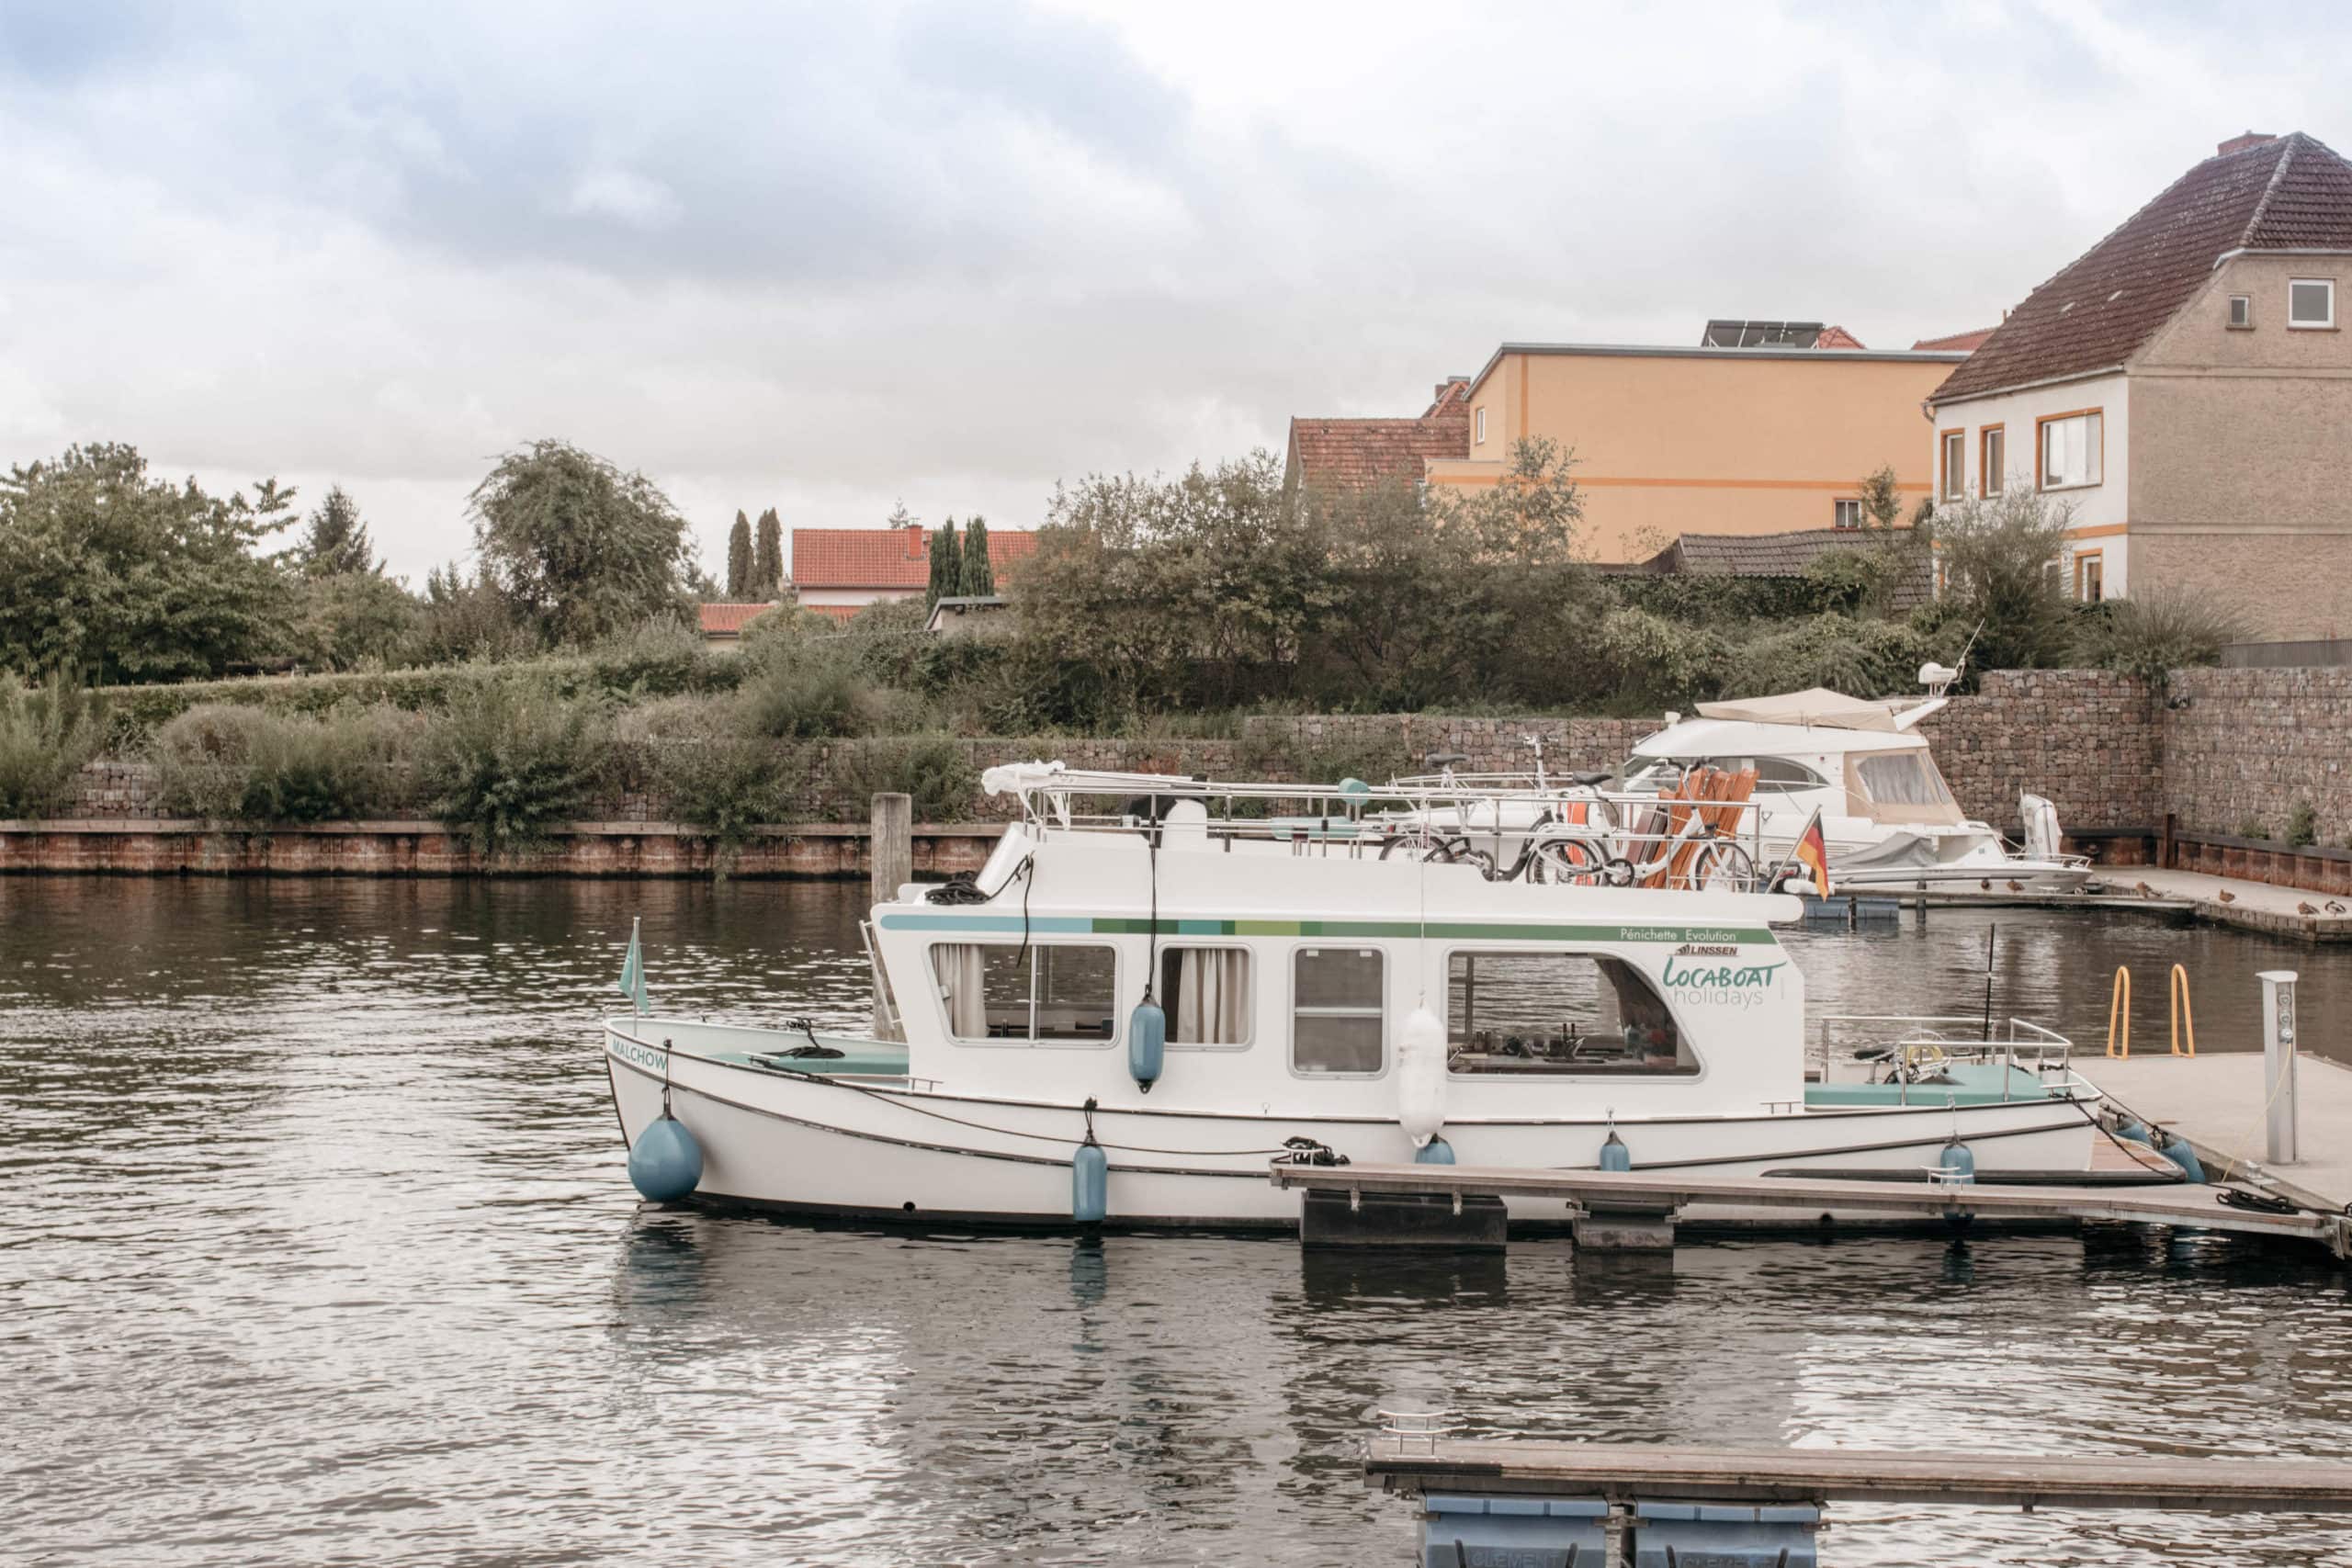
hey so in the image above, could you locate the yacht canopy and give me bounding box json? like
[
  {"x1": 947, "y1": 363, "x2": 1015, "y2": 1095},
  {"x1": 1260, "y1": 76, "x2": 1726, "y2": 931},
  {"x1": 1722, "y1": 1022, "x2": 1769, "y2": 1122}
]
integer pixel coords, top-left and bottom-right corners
[{"x1": 1692, "y1": 687, "x2": 1934, "y2": 733}]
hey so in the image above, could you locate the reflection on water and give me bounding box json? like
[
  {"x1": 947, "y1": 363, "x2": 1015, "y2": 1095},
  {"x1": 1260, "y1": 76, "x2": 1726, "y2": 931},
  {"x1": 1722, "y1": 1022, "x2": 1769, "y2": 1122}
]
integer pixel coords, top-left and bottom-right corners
[{"x1": 6, "y1": 878, "x2": 2352, "y2": 1566}]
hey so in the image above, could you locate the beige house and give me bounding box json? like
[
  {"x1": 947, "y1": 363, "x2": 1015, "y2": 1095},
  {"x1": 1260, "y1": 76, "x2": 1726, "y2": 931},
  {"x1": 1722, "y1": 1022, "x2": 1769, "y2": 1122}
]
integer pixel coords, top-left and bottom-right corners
[
  {"x1": 1926, "y1": 132, "x2": 2352, "y2": 638},
  {"x1": 1288, "y1": 327, "x2": 1965, "y2": 564}
]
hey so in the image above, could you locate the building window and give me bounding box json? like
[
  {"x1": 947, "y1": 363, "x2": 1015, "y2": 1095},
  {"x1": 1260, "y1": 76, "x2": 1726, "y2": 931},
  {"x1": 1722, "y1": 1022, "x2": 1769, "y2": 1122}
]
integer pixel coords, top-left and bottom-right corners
[
  {"x1": 1833, "y1": 499, "x2": 1861, "y2": 529},
  {"x1": 1446, "y1": 952, "x2": 1696, "y2": 1077},
  {"x1": 1980, "y1": 425, "x2": 2005, "y2": 496},
  {"x1": 2038, "y1": 410, "x2": 2103, "y2": 490},
  {"x1": 2290, "y1": 278, "x2": 2335, "y2": 329},
  {"x1": 2228, "y1": 294, "x2": 2254, "y2": 329},
  {"x1": 1155, "y1": 946, "x2": 1252, "y2": 1047},
  {"x1": 1293, "y1": 946, "x2": 1384, "y2": 1076},
  {"x1": 1474, "y1": 406, "x2": 1487, "y2": 445},
  {"x1": 1939, "y1": 430, "x2": 1964, "y2": 500},
  {"x1": 932, "y1": 942, "x2": 1117, "y2": 1043},
  {"x1": 2075, "y1": 551, "x2": 2104, "y2": 603}
]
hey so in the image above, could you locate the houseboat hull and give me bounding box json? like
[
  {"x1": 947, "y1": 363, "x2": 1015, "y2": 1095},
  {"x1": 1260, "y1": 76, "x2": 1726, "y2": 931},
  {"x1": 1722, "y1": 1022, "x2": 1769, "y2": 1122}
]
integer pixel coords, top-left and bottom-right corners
[{"x1": 606, "y1": 1027, "x2": 2099, "y2": 1232}]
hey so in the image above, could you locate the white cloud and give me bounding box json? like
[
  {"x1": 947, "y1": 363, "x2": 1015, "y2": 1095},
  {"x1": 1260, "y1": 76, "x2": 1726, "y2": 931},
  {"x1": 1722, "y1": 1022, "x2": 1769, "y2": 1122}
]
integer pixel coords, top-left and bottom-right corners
[{"x1": 0, "y1": 1, "x2": 2345, "y2": 579}]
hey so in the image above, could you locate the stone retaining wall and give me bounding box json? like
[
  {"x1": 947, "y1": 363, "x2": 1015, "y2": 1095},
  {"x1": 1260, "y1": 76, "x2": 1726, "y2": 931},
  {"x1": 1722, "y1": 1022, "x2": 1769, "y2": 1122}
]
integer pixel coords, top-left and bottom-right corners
[
  {"x1": 2161, "y1": 667, "x2": 2352, "y2": 848},
  {"x1": 17, "y1": 670, "x2": 2350, "y2": 874}
]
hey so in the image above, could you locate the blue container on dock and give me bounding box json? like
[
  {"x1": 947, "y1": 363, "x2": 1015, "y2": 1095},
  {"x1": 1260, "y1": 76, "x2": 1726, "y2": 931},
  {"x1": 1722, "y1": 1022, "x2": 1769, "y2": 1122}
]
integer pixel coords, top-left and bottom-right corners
[
  {"x1": 628, "y1": 1113, "x2": 703, "y2": 1202},
  {"x1": 1419, "y1": 1495, "x2": 1818, "y2": 1568},
  {"x1": 1128, "y1": 999, "x2": 1166, "y2": 1092}
]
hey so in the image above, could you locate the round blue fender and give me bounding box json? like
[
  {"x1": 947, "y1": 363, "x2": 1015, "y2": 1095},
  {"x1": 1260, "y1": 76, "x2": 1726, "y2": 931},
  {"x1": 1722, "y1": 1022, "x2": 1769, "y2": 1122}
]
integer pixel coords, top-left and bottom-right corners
[
  {"x1": 1415, "y1": 1135, "x2": 1456, "y2": 1166},
  {"x1": 1599, "y1": 1131, "x2": 1632, "y2": 1172},
  {"x1": 1072, "y1": 1139, "x2": 1109, "y2": 1224},
  {"x1": 628, "y1": 1113, "x2": 703, "y2": 1201},
  {"x1": 1128, "y1": 999, "x2": 1166, "y2": 1093}
]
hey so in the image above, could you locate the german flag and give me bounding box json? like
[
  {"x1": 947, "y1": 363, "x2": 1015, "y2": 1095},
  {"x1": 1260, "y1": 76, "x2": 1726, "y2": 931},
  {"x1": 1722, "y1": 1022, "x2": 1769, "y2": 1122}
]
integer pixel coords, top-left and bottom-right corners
[{"x1": 1792, "y1": 808, "x2": 1832, "y2": 897}]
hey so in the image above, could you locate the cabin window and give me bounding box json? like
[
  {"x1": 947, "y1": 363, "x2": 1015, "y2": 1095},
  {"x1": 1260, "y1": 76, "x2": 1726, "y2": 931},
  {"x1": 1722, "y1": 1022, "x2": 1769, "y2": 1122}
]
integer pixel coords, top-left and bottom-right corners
[
  {"x1": 1852, "y1": 752, "x2": 1956, "y2": 809},
  {"x1": 1292, "y1": 946, "x2": 1385, "y2": 1075},
  {"x1": 932, "y1": 942, "x2": 1118, "y2": 1044},
  {"x1": 1446, "y1": 952, "x2": 1696, "y2": 1077},
  {"x1": 1698, "y1": 755, "x2": 1827, "y2": 793},
  {"x1": 1158, "y1": 946, "x2": 1252, "y2": 1047}
]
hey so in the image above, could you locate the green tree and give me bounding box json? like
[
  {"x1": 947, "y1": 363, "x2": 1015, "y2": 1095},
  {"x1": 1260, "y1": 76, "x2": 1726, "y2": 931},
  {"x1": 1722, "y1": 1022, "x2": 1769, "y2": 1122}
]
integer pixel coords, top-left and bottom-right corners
[
  {"x1": 958, "y1": 516, "x2": 996, "y2": 597},
  {"x1": 297, "y1": 486, "x2": 380, "y2": 577},
  {"x1": 726, "y1": 510, "x2": 753, "y2": 598},
  {"x1": 927, "y1": 516, "x2": 961, "y2": 608},
  {"x1": 467, "y1": 440, "x2": 692, "y2": 646},
  {"x1": 1856, "y1": 464, "x2": 1905, "y2": 531},
  {"x1": 1928, "y1": 486, "x2": 2075, "y2": 672},
  {"x1": 753, "y1": 507, "x2": 784, "y2": 598},
  {"x1": 0, "y1": 442, "x2": 291, "y2": 682}
]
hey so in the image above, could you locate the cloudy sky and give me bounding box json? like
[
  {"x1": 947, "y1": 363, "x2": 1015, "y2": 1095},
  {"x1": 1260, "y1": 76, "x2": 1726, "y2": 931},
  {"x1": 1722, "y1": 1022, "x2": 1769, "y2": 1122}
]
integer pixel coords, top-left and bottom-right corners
[{"x1": 1, "y1": 1, "x2": 2342, "y2": 581}]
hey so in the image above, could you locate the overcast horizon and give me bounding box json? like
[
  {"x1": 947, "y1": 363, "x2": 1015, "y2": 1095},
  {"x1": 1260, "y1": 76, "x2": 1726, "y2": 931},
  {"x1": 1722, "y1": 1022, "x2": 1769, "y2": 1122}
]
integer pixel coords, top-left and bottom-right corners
[{"x1": 3, "y1": 1, "x2": 2344, "y2": 583}]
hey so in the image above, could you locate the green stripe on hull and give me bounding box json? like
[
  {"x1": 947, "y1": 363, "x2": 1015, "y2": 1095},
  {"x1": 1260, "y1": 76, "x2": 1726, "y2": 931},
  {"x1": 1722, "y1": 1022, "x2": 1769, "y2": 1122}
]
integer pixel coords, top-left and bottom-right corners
[{"x1": 881, "y1": 912, "x2": 1774, "y2": 944}]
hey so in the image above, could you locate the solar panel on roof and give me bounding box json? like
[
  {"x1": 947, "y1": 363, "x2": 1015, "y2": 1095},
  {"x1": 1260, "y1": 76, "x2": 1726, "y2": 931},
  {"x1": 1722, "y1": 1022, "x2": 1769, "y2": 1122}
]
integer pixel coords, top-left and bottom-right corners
[{"x1": 1700, "y1": 320, "x2": 1826, "y2": 348}]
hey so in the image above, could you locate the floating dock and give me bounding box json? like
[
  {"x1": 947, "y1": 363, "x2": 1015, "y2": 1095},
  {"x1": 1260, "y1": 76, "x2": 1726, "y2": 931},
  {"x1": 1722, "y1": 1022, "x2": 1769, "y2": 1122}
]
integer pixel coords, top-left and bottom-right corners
[
  {"x1": 1269, "y1": 1159, "x2": 2352, "y2": 1258},
  {"x1": 1368, "y1": 1435, "x2": 2352, "y2": 1566},
  {"x1": 2092, "y1": 1051, "x2": 2352, "y2": 1212}
]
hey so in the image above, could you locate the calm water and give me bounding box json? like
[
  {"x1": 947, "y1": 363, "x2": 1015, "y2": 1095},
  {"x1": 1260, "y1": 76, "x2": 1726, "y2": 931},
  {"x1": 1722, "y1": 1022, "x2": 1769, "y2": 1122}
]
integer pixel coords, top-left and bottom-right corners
[{"x1": 7, "y1": 877, "x2": 2352, "y2": 1567}]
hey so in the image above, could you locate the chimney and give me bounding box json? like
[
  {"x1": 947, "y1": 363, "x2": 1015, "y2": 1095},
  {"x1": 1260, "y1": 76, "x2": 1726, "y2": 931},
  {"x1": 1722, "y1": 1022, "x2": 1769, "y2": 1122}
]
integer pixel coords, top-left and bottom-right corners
[
  {"x1": 2218, "y1": 131, "x2": 2277, "y2": 155},
  {"x1": 905, "y1": 522, "x2": 925, "y2": 559}
]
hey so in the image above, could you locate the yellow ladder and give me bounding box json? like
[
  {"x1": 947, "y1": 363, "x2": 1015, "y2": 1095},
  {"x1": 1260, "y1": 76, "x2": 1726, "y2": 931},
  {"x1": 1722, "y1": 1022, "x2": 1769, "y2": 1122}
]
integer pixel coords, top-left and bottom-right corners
[{"x1": 2106, "y1": 964, "x2": 2196, "y2": 1059}]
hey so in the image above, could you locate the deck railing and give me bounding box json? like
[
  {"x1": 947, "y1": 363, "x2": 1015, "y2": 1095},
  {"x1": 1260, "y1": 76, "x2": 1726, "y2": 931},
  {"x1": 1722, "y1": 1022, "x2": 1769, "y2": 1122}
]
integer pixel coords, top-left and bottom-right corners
[{"x1": 1811, "y1": 1013, "x2": 2081, "y2": 1105}]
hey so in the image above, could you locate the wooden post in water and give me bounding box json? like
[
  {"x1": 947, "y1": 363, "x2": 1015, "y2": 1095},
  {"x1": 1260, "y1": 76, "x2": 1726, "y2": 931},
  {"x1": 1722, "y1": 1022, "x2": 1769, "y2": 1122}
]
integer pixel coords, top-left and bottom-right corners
[{"x1": 870, "y1": 793, "x2": 913, "y2": 908}]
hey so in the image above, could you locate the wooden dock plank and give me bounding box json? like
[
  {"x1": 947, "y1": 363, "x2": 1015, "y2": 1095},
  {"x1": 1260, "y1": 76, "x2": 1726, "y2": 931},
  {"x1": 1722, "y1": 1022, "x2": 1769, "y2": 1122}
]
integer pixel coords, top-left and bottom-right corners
[
  {"x1": 1271, "y1": 1161, "x2": 2349, "y2": 1252},
  {"x1": 2089, "y1": 1054, "x2": 2352, "y2": 1213},
  {"x1": 1368, "y1": 1438, "x2": 2352, "y2": 1514}
]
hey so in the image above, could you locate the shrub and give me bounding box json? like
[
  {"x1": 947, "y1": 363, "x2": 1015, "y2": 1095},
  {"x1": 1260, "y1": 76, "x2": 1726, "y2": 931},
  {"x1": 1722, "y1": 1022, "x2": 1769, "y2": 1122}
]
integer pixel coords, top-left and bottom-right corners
[
  {"x1": 737, "y1": 649, "x2": 867, "y2": 739},
  {"x1": 0, "y1": 676, "x2": 107, "y2": 818},
  {"x1": 828, "y1": 736, "x2": 976, "y2": 823},
  {"x1": 1589, "y1": 607, "x2": 1736, "y2": 710},
  {"x1": 153, "y1": 703, "x2": 417, "y2": 821},
  {"x1": 618, "y1": 697, "x2": 793, "y2": 852},
  {"x1": 1742, "y1": 615, "x2": 1945, "y2": 699},
  {"x1": 2286, "y1": 799, "x2": 2319, "y2": 848},
  {"x1": 2237, "y1": 816, "x2": 2269, "y2": 841},
  {"x1": 417, "y1": 683, "x2": 610, "y2": 854},
  {"x1": 2072, "y1": 586, "x2": 2249, "y2": 683},
  {"x1": 586, "y1": 615, "x2": 727, "y2": 695}
]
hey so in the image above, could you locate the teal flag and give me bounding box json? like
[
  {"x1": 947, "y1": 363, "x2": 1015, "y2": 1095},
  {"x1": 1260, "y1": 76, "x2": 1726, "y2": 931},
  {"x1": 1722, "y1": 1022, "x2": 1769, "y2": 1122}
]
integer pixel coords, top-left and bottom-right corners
[{"x1": 617, "y1": 916, "x2": 649, "y2": 1015}]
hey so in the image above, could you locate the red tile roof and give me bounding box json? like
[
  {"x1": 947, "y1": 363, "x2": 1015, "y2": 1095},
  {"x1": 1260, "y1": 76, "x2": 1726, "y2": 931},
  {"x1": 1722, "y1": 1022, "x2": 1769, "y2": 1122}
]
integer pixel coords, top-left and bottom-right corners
[
  {"x1": 803, "y1": 604, "x2": 864, "y2": 623},
  {"x1": 790, "y1": 525, "x2": 1038, "y2": 590},
  {"x1": 697, "y1": 602, "x2": 780, "y2": 636},
  {"x1": 1285, "y1": 381, "x2": 1472, "y2": 491},
  {"x1": 1934, "y1": 132, "x2": 2352, "y2": 404},
  {"x1": 1814, "y1": 325, "x2": 1868, "y2": 349},
  {"x1": 1910, "y1": 327, "x2": 1996, "y2": 352}
]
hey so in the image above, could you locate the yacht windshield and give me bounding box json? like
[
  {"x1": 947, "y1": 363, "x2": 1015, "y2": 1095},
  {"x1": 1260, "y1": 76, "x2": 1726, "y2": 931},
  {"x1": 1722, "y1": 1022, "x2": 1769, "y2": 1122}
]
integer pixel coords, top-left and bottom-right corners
[
  {"x1": 1620, "y1": 756, "x2": 1683, "y2": 793},
  {"x1": 1853, "y1": 751, "x2": 1956, "y2": 808}
]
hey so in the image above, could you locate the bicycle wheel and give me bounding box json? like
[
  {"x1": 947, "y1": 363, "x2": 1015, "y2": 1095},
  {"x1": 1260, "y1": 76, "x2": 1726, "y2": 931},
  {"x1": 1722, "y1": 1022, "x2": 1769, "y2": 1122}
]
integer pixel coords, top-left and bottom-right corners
[
  {"x1": 1528, "y1": 835, "x2": 1607, "y2": 886},
  {"x1": 1690, "y1": 840, "x2": 1758, "y2": 892}
]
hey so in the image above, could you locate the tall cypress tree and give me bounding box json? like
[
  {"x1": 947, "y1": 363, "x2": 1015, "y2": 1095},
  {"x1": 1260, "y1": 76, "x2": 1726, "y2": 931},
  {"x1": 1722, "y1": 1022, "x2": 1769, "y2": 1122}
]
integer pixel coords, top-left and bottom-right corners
[
  {"x1": 958, "y1": 515, "x2": 995, "y2": 597},
  {"x1": 725, "y1": 510, "x2": 752, "y2": 598},
  {"x1": 926, "y1": 517, "x2": 961, "y2": 608},
  {"x1": 752, "y1": 507, "x2": 783, "y2": 598}
]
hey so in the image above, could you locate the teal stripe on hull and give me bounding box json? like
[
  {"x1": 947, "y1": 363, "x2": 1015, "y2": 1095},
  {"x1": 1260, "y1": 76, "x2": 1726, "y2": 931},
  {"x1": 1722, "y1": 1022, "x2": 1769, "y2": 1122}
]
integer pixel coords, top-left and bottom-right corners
[{"x1": 880, "y1": 912, "x2": 1774, "y2": 944}]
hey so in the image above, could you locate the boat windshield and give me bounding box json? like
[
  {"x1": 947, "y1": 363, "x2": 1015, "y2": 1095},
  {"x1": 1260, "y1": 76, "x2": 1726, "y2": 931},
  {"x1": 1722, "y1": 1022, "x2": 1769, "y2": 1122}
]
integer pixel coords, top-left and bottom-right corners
[{"x1": 1844, "y1": 749, "x2": 1963, "y2": 825}]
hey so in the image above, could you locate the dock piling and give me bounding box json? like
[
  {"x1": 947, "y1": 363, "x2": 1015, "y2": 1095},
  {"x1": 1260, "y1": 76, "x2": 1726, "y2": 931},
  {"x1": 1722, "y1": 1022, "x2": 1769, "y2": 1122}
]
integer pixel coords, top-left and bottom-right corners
[{"x1": 869, "y1": 792, "x2": 912, "y2": 908}]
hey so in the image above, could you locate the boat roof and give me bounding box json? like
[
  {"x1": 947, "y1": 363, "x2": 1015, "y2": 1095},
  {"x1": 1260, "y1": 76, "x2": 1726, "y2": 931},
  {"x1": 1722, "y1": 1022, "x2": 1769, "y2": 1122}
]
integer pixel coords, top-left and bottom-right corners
[
  {"x1": 1632, "y1": 715, "x2": 1932, "y2": 761},
  {"x1": 1692, "y1": 687, "x2": 1941, "y2": 732}
]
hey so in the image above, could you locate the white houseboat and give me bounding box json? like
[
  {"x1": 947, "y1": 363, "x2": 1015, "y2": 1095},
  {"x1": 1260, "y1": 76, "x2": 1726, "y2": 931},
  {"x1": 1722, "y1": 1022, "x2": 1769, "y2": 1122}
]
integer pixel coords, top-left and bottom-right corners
[{"x1": 602, "y1": 765, "x2": 2102, "y2": 1229}]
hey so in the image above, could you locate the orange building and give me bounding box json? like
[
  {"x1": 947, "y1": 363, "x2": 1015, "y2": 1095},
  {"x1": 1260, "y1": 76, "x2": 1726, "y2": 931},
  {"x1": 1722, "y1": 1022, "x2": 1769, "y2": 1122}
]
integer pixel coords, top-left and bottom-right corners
[{"x1": 1288, "y1": 324, "x2": 1968, "y2": 564}]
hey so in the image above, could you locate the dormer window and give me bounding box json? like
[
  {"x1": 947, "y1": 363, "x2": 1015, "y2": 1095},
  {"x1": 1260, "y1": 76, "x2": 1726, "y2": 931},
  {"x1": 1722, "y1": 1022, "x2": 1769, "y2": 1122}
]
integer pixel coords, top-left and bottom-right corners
[
  {"x1": 2290, "y1": 278, "x2": 2335, "y2": 329},
  {"x1": 2228, "y1": 294, "x2": 2254, "y2": 329}
]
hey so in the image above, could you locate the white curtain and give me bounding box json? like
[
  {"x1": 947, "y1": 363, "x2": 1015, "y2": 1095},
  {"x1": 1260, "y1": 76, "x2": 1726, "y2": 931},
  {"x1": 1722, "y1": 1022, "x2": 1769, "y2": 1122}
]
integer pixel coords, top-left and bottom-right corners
[
  {"x1": 935, "y1": 943, "x2": 990, "y2": 1037},
  {"x1": 1175, "y1": 949, "x2": 1250, "y2": 1044}
]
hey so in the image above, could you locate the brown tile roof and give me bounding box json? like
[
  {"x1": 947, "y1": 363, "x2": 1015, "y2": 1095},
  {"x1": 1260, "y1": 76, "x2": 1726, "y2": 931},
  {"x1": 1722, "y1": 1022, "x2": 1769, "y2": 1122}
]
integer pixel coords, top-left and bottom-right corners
[
  {"x1": 1644, "y1": 529, "x2": 1933, "y2": 608},
  {"x1": 697, "y1": 602, "x2": 780, "y2": 636},
  {"x1": 1911, "y1": 327, "x2": 1996, "y2": 352},
  {"x1": 790, "y1": 525, "x2": 1037, "y2": 590},
  {"x1": 1933, "y1": 132, "x2": 2352, "y2": 403},
  {"x1": 1285, "y1": 382, "x2": 1472, "y2": 491}
]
